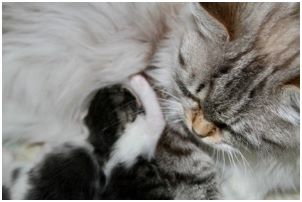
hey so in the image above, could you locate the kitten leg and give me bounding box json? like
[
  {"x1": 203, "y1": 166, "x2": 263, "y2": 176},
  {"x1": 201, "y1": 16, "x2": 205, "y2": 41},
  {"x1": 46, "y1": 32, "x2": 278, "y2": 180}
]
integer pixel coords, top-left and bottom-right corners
[
  {"x1": 103, "y1": 75, "x2": 165, "y2": 177},
  {"x1": 125, "y1": 75, "x2": 165, "y2": 131}
]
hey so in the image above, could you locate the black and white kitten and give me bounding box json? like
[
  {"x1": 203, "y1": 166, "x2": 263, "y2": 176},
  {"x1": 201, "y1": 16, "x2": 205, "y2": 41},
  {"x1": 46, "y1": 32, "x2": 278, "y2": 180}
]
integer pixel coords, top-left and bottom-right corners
[
  {"x1": 3, "y1": 75, "x2": 218, "y2": 200},
  {"x1": 3, "y1": 75, "x2": 164, "y2": 199}
]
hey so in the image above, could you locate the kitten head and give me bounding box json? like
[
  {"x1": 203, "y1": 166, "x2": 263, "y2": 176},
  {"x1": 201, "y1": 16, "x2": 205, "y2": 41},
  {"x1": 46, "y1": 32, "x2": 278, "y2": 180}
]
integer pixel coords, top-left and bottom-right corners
[{"x1": 151, "y1": 3, "x2": 299, "y2": 155}]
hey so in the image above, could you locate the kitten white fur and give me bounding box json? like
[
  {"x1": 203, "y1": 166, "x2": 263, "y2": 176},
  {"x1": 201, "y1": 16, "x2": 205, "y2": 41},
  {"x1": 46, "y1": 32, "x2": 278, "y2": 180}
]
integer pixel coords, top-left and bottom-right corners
[
  {"x1": 3, "y1": 3, "x2": 299, "y2": 199},
  {"x1": 104, "y1": 75, "x2": 165, "y2": 177}
]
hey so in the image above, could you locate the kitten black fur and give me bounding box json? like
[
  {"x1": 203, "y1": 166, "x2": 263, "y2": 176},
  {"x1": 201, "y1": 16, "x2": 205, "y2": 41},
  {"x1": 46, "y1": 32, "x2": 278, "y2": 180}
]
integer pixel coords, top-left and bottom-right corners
[{"x1": 25, "y1": 146, "x2": 100, "y2": 200}]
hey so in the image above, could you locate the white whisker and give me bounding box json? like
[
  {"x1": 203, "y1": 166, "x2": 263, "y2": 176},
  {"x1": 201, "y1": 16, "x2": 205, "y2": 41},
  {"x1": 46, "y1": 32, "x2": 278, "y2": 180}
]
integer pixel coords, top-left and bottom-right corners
[{"x1": 155, "y1": 88, "x2": 181, "y2": 102}]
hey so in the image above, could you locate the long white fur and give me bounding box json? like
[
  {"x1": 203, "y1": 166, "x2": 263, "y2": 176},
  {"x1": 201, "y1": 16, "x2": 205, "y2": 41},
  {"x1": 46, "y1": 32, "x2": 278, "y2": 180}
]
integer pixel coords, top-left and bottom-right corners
[
  {"x1": 104, "y1": 75, "x2": 165, "y2": 177},
  {"x1": 3, "y1": 3, "x2": 182, "y2": 146}
]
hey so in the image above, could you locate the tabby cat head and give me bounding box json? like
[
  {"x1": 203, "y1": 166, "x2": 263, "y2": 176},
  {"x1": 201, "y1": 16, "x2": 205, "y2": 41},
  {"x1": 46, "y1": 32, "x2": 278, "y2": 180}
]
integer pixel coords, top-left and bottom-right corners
[{"x1": 151, "y1": 2, "x2": 299, "y2": 155}]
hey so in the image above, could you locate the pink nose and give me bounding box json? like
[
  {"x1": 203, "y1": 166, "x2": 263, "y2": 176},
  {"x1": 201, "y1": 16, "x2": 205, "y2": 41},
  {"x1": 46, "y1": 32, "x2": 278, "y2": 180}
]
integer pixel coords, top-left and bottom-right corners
[{"x1": 185, "y1": 109, "x2": 218, "y2": 138}]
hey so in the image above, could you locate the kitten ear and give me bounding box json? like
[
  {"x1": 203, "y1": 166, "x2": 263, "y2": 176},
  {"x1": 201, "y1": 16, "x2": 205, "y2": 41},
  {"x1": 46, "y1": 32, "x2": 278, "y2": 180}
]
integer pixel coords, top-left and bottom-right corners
[{"x1": 190, "y1": 2, "x2": 238, "y2": 42}]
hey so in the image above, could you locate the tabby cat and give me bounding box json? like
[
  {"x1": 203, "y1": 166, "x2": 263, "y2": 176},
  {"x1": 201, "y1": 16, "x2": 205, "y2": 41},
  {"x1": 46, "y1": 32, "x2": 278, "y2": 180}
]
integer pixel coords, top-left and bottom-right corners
[{"x1": 147, "y1": 2, "x2": 299, "y2": 199}]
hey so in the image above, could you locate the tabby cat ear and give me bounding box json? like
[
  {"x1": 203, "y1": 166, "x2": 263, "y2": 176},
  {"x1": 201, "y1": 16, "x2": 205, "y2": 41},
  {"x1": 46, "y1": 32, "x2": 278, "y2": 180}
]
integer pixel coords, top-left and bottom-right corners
[{"x1": 190, "y1": 2, "x2": 238, "y2": 42}]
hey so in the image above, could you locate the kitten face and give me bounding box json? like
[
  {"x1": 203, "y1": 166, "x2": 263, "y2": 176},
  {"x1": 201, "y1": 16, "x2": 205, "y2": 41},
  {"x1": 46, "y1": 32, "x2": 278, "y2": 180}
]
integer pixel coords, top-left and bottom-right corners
[{"x1": 153, "y1": 3, "x2": 300, "y2": 154}]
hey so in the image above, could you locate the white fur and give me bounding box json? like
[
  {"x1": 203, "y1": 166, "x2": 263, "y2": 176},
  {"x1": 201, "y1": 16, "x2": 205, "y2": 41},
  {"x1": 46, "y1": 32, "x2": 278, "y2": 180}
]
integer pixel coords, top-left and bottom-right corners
[
  {"x1": 9, "y1": 166, "x2": 31, "y2": 200},
  {"x1": 104, "y1": 116, "x2": 160, "y2": 177},
  {"x1": 3, "y1": 3, "x2": 181, "y2": 146},
  {"x1": 2, "y1": 149, "x2": 15, "y2": 187},
  {"x1": 104, "y1": 75, "x2": 165, "y2": 177}
]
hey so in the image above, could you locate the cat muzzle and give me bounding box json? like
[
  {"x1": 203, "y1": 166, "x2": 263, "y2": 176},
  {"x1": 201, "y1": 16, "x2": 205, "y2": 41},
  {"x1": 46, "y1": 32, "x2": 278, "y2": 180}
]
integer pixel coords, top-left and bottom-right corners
[{"x1": 185, "y1": 109, "x2": 220, "y2": 141}]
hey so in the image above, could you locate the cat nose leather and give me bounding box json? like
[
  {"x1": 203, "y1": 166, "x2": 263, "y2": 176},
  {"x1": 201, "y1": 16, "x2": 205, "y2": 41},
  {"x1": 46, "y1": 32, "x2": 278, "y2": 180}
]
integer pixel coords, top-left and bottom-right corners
[
  {"x1": 192, "y1": 114, "x2": 217, "y2": 137},
  {"x1": 186, "y1": 109, "x2": 217, "y2": 138}
]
